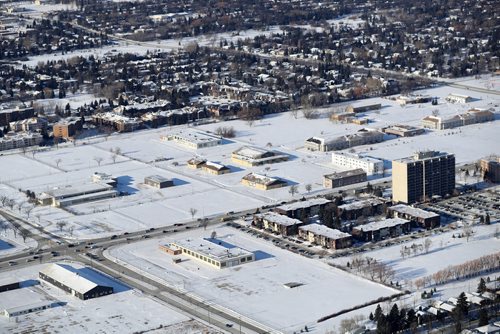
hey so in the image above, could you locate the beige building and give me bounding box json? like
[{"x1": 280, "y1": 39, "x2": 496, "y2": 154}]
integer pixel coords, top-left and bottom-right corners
[
  {"x1": 0, "y1": 132, "x2": 43, "y2": 151},
  {"x1": 241, "y1": 172, "x2": 287, "y2": 190},
  {"x1": 480, "y1": 155, "x2": 500, "y2": 183},
  {"x1": 392, "y1": 151, "x2": 455, "y2": 204},
  {"x1": 201, "y1": 161, "x2": 231, "y2": 175}
]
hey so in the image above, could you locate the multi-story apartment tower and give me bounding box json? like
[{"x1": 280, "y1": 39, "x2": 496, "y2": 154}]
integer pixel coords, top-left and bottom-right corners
[{"x1": 392, "y1": 151, "x2": 455, "y2": 204}]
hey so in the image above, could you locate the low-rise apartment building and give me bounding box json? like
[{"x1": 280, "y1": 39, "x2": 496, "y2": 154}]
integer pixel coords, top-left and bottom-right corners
[
  {"x1": 331, "y1": 152, "x2": 384, "y2": 175},
  {"x1": 352, "y1": 218, "x2": 411, "y2": 242},
  {"x1": 298, "y1": 224, "x2": 352, "y2": 249},
  {"x1": 323, "y1": 169, "x2": 367, "y2": 188},
  {"x1": 253, "y1": 212, "x2": 306, "y2": 236}
]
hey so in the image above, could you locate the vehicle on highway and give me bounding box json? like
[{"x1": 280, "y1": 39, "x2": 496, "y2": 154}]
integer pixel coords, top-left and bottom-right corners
[
  {"x1": 110, "y1": 235, "x2": 117, "y2": 240},
  {"x1": 8, "y1": 261, "x2": 17, "y2": 266}
]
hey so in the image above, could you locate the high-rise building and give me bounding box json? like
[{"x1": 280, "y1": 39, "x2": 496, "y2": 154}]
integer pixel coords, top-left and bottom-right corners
[{"x1": 392, "y1": 151, "x2": 455, "y2": 204}]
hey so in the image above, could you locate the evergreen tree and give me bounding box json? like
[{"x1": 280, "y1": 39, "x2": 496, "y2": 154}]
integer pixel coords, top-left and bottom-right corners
[
  {"x1": 376, "y1": 314, "x2": 390, "y2": 334},
  {"x1": 374, "y1": 304, "x2": 383, "y2": 321},
  {"x1": 485, "y1": 213, "x2": 490, "y2": 225},
  {"x1": 456, "y1": 292, "x2": 469, "y2": 316},
  {"x1": 477, "y1": 278, "x2": 487, "y2": 294},
  {"x1": 388, "y1": 304, "x2": 400, "y2": 333}
]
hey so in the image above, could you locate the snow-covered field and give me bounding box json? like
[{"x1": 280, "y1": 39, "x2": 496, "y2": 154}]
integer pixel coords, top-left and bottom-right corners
[
  {"x1": 0, "y1": 262, "x2": 210, "y2": 334},
  {"x1": 107, "y1": 225, "x2": 399, "y2": 333}
]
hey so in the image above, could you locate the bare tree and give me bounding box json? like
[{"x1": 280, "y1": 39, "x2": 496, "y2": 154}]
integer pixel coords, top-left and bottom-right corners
[
  {"x1": 20, "y1": 229, "x2": 29, "y2": 243},
  {"x1": 288, "y1": 184, "x2": 298, "y2": 197},
  {"x1": 0, "y1": 195, "x2": 8, "y2": 207},
  {"x1": 189, "y1": 208, "x2": 198, "y2": 219},
  {"x1": 56, "y1": 221, "x2": 67, "y2": 233},
  {"x1": 68, "y1": 226, "x2": 74, "y2": 237},
  {"x1": 462, "y1": 223, "x2": 474, "y2": 242},
  {"x1": 111, "y1": 154, "x2": 118, "y2": 164},
  {"x1": 94, "y1": 157, "x2": 103, "y2": 166},
  {"x1": 114, "y1": 147, "x2": 122, "y2": 155},
  {"x1": 23, "y1": 205, "x2": 34, "y2": 218},
  {"x1": 55, "y1": 158, "x2": 62, "y2": 168},
  {"x1": 432, "y1": 109, "x2": 440, "y2": 117},
  {"x1": 302, "y1": 108, "x2": 318, "y2": 119},
  {"x1": 424, "y1": 238, "x2": 432, "y2": 253},
  {"x1": 210, "y1": 231, "x2": 217, "y2": 239},
  {"x1": 305, "y1": 184, "x2": 312, "y2": 193},
  {"x1": 201, "y1": 218, "x2": 209, "y2": 230}
]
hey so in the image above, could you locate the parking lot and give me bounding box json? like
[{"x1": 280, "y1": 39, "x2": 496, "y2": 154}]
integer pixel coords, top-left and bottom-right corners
[{"x1": 421, "y1": 186, "x2": 500, "y2": 223}]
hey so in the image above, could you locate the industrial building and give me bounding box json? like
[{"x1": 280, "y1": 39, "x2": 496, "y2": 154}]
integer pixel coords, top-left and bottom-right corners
[
  {"x1": 253, "y1": 212, "x2": 307, "y2": 236},
  {"x1": 305, "y1": 129, "x2": 384, "y2": 152},
  {"x1": 161, "y1": 128, "x2": 222, "y2": 149},
  {"x1": 37, "y1": 182, "x2": 118, "y2": 207},
  {"x1": 392, "y1": 151, "x2": 455, "y2": 204},
  {"x1": 39, "y1": 263, "x2": 114, "y2": 300},
  {"x1": 231, "y1": 146, "x2": 288, "y2": 167},
  {"x1": 0, "y1": 279, "x2": 20, "y2": 293},
  {"x1": 241, "y1": 172, "x2": 287, "y2": 190},
  {"x1": 421, "y1": 109, "x2": 494, "y2": 130},
  {"x1": 352, "y1": 218, "x2": 411, "y2": 242},
  {"x1": 331, "y1": 152, "x2": 384, "y2": 175},
  {"x1": 388, "y1": 204, "x2": 441, "y2": 229},
  {"x1": 0, "y1": 287, "x2": 58, "y2": 318},
  {"x1": 171, "y1": 238, "x2": 255, "y2": 269},
  {"x1": 323, "y1": 169, "x2": 367, "y2": 188},
  {"x1": 144, "y1": 175, "x2": 174, "y2": 188},
  {"x1": 298, "y1": 224, "x2": 352, "y2": 249}
]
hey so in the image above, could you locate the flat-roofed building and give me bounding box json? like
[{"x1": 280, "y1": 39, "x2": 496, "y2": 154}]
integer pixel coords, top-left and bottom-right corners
[
  {"x1": 253, "y1": 212, "x2": 307, "y2": 236},
  {"x1": 323, "y1": 169, "x2": 367, "y2": 188},
  {"x1": 396, "y1": 94, "x2": 433, "y2": 105},
  {"x1": 53, "y1": 118, "x2": 83, "y2": 139},
  {"x1": 241, "y1": 173, "x2": 287, "y2": 190},
  {"x1": 383, "y1": 124, "x2": 425, "y2": 137},
  {"x1": 446, "y1": 93, "x2": 472, "y2": 104},
  {"x1": 392, "y1": 151, "x2": 455, "y2": 204},
  {"x1": 0, "y1": 279, "x2": 20, "y2": 293},
  {"x1": 346, "y1": 103, "x2": 381, "y2": 113},
  {"x1": 201, "y1": 161, "x2": 231, "y2": 175},
  {"x1": 0, "y1": 132, "x2": 43, "y2": 151},
  {"x1": 274, "y1": 198, "x2": 332, "y2": 219},
  {"x1": 158, "y1": 243, "x2": 182, "y2": 255},
  {"x1": 331, "y1": 152, "x2": 384, "y2": 175},
  {"x1": 231, "y1": 146, "x2": 288, "y2": 167},
  {"x1": 480, "y1": 155, "x2": 500, "y2": 183},
  {"x1": 298, "y1": 224, "x2": 352, "y2": 249},
  {"x1": 39, "y1": 263, "x2": 113, "y2": 300},
  {"x1": 0, "y1": 106, "x2": 35, "y2": 126},
  {"x1": 352, "y1": 218, "x2": 411, "y2": 242},
  {"x1": 144, "y1": 175, "x2": 174, "y2": 188},
  {"x1": 305, "y1": 130, "x2": 384, "y2": 152},
  {"x1": 422, "y1": 109, "x2": 494, "y2": 130},
  {"x1": 161, "y1": 129, "x2": 222, "y2": 149},
  {"x1": 388, "y1": 204, "x2": 440, "y2": 229},
  {"x1": 38, "y1": 182, "x2": 118, "y2": 207},
  {"x1": 171, "y1": 238, "x2": 255, "y2": 269}
]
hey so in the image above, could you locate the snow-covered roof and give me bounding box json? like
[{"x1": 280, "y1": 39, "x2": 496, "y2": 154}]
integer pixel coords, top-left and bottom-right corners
[
  {"x1": 39, "y1": 264, "x2": 111, "y2": 295},
  {"x1": 258, "y1": 212, "x2": 303, "y2": 226},
  {"x1": 165, "y1": 128, "x2": 221, "y2": 144},
  {"x1": 353, "y1": 218, "x2": 409, "y2": 232},
  {"x1": 299, "y1": 224, "x2": 351, "y2": 240},
  {"x1": 389, "y1": 204, "x2": 439, "y2": 219},
  {"x1": 232, "y1": 146, "x2": 271, "y2": 159},
  {"x1": 145, "y1": 175, "x2": 171, "y2": 183},
  {"x1": 276, "y1": 198, "x2": 331, "y2": 212},
  {"x1": 242, "y1": 173, "x2": 283, "y2": 186},
  {"x1": 338, "y1": 198, "x2": 385, "y2": 211},
  {"x1": 172, "y1": 238, "x2": 253, "y2": 262},
  {"x1": 46, "y1": 182, "x2": 114, "y2": 199},
  {"x1": 203, "y1": 161, "x2": 228, "y2": 170}
]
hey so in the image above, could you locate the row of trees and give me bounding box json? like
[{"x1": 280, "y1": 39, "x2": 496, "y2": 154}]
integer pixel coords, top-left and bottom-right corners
[
  {"x1": 400, "y1": 239, "x2": 432, "y2": 258},
  {"x1": 415, "y1": 252, "x2": 500, "y2": 288},
  {"x1": 347, "y1": 255, "x2": 395, "y2": 284}
]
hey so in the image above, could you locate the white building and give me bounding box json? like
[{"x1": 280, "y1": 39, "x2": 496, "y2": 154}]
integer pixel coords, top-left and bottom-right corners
[
  {"x1": 446, "y1": 93, "x2": 472, "y2": 104},
  {"x1": 0, "y1": 132, "x2": 43, "y2": 151},
  {"x1": 331, "y1": 152, "x2": 384, "y2": 175},
  {"x1": 161, "y1": 128, "x2": 222, "y2": 149}
]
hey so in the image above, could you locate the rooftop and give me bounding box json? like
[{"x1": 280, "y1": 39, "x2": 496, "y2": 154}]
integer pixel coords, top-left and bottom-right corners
[
  {"x1": 165, "y1": 128, "x2": 222, "y2": 144},
  {"x1": 39, "y1": 263, "x2": 112, "y2": 295},
  {"x1": 276, "y1": 198, "x2": 331, "y2": 212},
  {"x1": 257, "y1": 212, "x2": 304, "y2": 226},
  {"x1": 324, "y1": 168, "x2": 366, "y2": 179},
  {"x1": 389, "y1": 204, "x2": 439, "y2": 219},
  {"x1": 395, "y1": 150, "x2": 454, "y2": 163},
  {"x1": 331, "y1": 151, "x2": 383, "y2": 164},
  {"x1": 45, "y1": 182, "x2": 114, "y2": 199},
  {"x1": 353, "y1": 218, "x2": 410, "y2": 232},
  {"x1": 242, "y1": 173, "x2": 284, "y2": 186},
  {"x1": 145, "y1": 175, "x2": 172, "y2": 183},
  {"x1": 172, "y1": 238, "x2": 253, "y2": 262},
  {"x1": 299, "y1": 224, "x2": 351, "y2": 239},
  {"x1": 338, "y1": 197, "x2": 385, "y2": 211}
]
